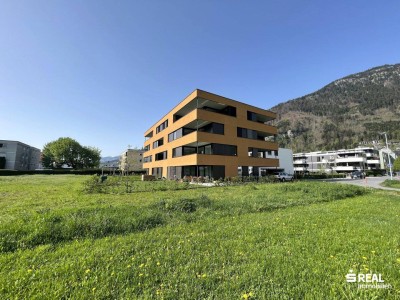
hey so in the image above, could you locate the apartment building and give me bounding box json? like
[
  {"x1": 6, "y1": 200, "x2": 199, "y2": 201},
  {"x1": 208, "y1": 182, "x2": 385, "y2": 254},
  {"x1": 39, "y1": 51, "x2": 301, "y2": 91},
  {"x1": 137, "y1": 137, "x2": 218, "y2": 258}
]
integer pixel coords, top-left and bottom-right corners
[
  {"x1": 143, "y1": 89, "x2": 279, "y2": 179},
  {"x1": 119, "y1": 148, "x2": 145, "y2": 173},
  {"x1": 0, "y1": 140, "x2": 41, "y2": 170},
  {"x1": 293, "y1": 147, "x2": 385, "y2": 174}
]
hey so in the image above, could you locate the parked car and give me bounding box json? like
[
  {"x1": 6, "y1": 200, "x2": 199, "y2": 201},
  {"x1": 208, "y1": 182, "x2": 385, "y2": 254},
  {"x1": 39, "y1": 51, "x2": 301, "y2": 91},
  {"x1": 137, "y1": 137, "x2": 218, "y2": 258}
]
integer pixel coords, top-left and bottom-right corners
[
  {"x1": 274, "y1": 172, "x2": 294, "y2": 182},
  {"x1": 350, "y1": 170, "x2": 365, "y2": 179}
]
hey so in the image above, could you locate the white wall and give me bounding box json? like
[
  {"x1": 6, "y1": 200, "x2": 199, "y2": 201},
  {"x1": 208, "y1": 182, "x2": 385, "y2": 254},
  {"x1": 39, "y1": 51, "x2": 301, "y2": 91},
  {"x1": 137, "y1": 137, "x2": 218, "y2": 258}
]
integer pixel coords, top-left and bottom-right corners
[{"x1": 279, "y1": 148, "x2": 294, "y2": 174}]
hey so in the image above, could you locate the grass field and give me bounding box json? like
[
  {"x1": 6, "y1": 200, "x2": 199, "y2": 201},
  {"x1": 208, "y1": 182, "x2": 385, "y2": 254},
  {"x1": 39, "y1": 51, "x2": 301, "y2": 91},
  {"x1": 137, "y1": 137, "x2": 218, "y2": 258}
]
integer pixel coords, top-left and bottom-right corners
[{"x1": 0, "y1": 175, "x2": 399, "y2": 299}]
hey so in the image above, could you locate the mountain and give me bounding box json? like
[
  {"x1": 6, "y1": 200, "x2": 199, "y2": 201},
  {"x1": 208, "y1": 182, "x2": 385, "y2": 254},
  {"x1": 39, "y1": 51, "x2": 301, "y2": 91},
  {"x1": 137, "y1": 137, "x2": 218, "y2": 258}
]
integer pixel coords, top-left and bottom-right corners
[
  {"x1": 100, "y1": 156, "x2": 120, "y2": 163},
  {"x1": 270, "y1": 64, "x2": 400, "y2": 153}
]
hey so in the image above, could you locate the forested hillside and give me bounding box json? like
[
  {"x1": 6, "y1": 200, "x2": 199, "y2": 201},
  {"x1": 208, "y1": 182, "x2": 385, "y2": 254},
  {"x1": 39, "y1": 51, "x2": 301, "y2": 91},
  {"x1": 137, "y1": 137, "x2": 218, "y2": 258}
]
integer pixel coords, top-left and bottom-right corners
[{"x1": 270, "y1": 64, "x2": 400, "y2": 152}]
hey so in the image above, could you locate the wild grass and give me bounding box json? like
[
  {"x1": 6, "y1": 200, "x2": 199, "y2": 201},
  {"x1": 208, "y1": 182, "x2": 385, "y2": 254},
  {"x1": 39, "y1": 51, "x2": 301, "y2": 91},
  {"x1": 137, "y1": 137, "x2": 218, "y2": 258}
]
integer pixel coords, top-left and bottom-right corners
[
  {"x1": 0, "y1": 175, "x2": 399, "y2": 299},
  {"x1": 381, "y1": 179, "x2": 400, "y2": 189}
]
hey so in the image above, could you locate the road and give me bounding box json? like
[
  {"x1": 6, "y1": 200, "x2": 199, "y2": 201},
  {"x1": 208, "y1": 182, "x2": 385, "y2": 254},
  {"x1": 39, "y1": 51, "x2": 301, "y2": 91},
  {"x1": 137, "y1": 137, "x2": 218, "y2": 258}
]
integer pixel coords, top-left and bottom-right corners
[{"x1": 322, "y1": 176, "x2": 400, "y2": 191}]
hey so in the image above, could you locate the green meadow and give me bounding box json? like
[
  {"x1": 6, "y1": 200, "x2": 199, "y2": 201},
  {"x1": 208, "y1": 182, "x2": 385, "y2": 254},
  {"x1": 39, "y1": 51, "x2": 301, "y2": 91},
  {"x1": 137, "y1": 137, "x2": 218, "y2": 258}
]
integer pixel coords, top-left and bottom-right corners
[{"x1": 0, "y1": 175, "x2": 399, "y2": 299}]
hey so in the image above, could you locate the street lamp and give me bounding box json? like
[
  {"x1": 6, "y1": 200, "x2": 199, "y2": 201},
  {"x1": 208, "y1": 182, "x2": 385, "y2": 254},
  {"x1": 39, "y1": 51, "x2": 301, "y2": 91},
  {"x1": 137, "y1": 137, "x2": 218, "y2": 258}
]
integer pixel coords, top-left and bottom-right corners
[{"x1": 380, "y1": 132, "x2": 393, "y2": 180}]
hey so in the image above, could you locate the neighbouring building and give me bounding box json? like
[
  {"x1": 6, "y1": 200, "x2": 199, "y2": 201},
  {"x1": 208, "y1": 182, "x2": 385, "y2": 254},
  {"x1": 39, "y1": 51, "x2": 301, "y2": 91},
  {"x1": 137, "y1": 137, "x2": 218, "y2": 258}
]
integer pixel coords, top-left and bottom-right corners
[
  {"x1": 119, "y1": 148, "x2": 145, "y2": 173},
  {"x1": 277, "y1": 148, "x2": 294, "y2": 174},
  {"x1": 143, "y1": 89, "x2": 279, "y2": 179},
  {"x1": 0, "y1": 140, "x2": 41, "y2": 170},
  {"x1": 293, "y1": 147, "x2": 396, "y2": 174}
]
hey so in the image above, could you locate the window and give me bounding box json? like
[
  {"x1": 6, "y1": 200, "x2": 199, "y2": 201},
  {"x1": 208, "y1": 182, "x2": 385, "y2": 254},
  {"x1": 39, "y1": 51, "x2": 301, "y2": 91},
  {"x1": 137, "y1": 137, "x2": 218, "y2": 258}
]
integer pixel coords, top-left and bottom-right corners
[
  {"x1": 172, "y1": 146, "x2": 196, "y2": 157},
  {"x1": 152, "y1": 167, "x2": 163, "y2": 178},
  {"x1": 237, "y1": 127, "x2": 271, "y2": 140},
  {"x1": 156, "y1": 120, "x2": 168, "y2": 133},
  {"x1": 198, "y1": 143, "x2": 237, "y2": 156},
  {"x1": 202, "y1": 105, "x2": 236, "y2": 117},
  {"x1": 144, "y1": 145, "x2": 150, "y2": 152},
  {"x1": 153, "y1": 138, "x2": 164, "y2": 149},
  {"x1": 168, "y1": 127, "x2": 195, "y2": 142},
  {"x1": 198, "y1": 122, "x2": 224, "y2": 135},
  {"x1": 155, "y1": 151, "x2": 167, "y2": 161},
  {"x1": 144, "y1": 155, "x2": 152, "y2": 163}
]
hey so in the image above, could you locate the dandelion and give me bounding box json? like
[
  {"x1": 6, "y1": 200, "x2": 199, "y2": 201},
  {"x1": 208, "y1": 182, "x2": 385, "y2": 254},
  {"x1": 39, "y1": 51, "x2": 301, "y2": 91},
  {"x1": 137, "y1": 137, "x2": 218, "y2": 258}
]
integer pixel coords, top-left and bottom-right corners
[
  {"x1": 85, "y1": 269, "x2": 91, "y2": 274},
  {"x1": 27, "y1": 269, "x2": 33, "y2": 273},
  {"x1": 157, "y1": 262, "x2": 161, "y2": 266},
  {"x1": 127, "y1": 264, "x2": 131, "y2": 268},
  {"x1": 202, "y1": 274, "x2": 207, "y2": 278},
  {"x1": 362, "y1": 256, "x2": 368, "y2": 260},
  {"x1": 139, "y1": 263, "x2": 145, "y2": 268},
  {"x1": 139, "y1": 273, "x2": 144, "y2": 277}
]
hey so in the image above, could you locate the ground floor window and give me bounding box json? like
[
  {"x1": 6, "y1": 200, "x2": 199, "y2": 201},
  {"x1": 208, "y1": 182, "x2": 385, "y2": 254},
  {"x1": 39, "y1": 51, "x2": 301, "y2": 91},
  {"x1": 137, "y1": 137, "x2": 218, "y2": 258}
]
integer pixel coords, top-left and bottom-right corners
[
  {"x1": 167, "y1": 165, "x2": 225, "y2": 180},
  {"x1": 152, "y1": 167, "x2": 163, "y2": 178}
]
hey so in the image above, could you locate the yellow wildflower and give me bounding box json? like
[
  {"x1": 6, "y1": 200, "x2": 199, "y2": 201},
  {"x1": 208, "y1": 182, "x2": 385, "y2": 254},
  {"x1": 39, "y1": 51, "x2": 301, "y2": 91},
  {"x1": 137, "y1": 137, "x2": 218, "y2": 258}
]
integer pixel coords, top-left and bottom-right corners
[{"x1": 85, "y1": 269, "x2": 91, "y2": 274}]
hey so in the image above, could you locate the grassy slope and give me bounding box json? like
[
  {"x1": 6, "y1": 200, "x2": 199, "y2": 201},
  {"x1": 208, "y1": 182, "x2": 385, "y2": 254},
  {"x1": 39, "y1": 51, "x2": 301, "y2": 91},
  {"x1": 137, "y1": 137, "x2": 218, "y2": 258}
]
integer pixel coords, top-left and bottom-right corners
[{"x1": 0, "y1": 175, "x2": 399, "y2": 299}]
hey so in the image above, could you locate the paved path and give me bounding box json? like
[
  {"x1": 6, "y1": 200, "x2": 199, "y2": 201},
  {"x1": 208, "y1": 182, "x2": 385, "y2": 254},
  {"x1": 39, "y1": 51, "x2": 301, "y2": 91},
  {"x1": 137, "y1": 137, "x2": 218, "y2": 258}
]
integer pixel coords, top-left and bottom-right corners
[{"x1": 322, "y1": 176, "x2": 400, "y2": 191}]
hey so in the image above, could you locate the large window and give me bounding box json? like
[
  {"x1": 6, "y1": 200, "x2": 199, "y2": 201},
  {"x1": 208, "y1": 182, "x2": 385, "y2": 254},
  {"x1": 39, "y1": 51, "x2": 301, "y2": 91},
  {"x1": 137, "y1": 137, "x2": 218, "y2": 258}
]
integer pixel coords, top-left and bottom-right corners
[
  {"x1": 144, "y1": 155, "x2": 152, "y2": 163},
  {"x1": 237, "y1": 127, "x2": 257, "y2": 139},
  {"x1": 153, "y1": 138, "x2": 164, "y2": 149},
  {"x1": 172, "y1": 146, "x2": 196, "y2": 158},
  {"x1": 152, "y1": 167, "x2": 163, "y2": 178},
  {"x1": 198, "y1": 122, "x2": 224, "y2": 135},
  {"x1": 168, "y1": 127, "x2": 195, "y2": 142},
  {"x1": 144, "y1": 144, "x2": 150, "y2": 152},
  {"x1": 156, "y1": 120, "x2": 168, "y2": 134},
  {"x1": 237, "y1": 127, "x2": 273, "y2": 141},
  {"x1": 202, "y1": 105, "x2": 236, "y2": 117},
  {"x1": 155, "y1": 151, "x2": 167, "y2": 161},
  {"x1": 198, "y1": 143, "x2": 237, "y2": 156}
]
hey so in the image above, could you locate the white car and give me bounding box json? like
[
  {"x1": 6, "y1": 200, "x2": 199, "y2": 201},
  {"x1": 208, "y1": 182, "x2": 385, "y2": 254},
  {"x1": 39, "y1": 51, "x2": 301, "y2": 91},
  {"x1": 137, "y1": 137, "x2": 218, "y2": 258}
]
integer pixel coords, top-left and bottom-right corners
[{"x1": 274, "y1": 172, "x2": 294, "y2": 182}]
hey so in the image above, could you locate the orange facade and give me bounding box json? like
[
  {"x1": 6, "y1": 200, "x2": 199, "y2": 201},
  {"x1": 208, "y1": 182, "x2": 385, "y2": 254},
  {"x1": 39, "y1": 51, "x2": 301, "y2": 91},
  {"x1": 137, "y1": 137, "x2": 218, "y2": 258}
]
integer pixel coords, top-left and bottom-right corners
[{"x1": 143, "y1": 89, "x2": 279, "y2": 179}]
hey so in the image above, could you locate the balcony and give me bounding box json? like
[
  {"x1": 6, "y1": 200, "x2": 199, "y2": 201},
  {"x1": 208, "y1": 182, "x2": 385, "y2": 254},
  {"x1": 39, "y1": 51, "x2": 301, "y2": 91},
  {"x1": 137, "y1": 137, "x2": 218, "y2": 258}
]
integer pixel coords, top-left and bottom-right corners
[
  {"x1": 336, "y1": 157, "x2": 365, "y2": 163},
  {"x1": 293, "y1": 159, "x2": 307, "y2": 164},
  {"x1": 335, "y1": 166, "x2": 360, "y2": 172},
  {"x1": 294, "y1": 167, "x2": 307, "y2": 171}
]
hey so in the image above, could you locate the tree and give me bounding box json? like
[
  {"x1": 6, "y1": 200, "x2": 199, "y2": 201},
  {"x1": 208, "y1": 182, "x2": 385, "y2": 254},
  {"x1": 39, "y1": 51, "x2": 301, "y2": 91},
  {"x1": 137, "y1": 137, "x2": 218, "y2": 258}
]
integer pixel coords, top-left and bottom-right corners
[
  {"x1": 42, "y1": 137, "x2": 101, "y2": 169},
  {"x1": 393, "y1": 157, "x2": 400, "y2": 172}
]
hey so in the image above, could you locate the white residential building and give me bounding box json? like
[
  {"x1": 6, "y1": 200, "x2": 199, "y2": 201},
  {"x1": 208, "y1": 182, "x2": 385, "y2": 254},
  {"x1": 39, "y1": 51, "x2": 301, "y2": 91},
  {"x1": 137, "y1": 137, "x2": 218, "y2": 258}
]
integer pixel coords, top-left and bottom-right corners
[{"x1": 293, "y1": 147, "x2": 393, "y2": 174}]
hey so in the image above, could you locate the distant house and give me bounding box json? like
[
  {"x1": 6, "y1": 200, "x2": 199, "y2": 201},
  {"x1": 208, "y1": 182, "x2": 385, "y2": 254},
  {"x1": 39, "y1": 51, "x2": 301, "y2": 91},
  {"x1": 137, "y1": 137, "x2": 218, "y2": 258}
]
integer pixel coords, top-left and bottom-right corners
[
  {"x1": 119, "y1": 149, "x2": 145, "y2": 173},
  {"x1": 0, "y1": 140, "x2": 41, "y2": 170}
]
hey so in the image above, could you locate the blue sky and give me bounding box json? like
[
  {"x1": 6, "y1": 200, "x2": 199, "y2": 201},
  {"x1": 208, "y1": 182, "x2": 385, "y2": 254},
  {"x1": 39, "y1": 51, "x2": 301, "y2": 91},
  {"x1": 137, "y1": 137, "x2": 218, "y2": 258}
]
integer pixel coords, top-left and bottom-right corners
[{"x1": 1, "y1": 1, "x2": 399, "y2": 157}]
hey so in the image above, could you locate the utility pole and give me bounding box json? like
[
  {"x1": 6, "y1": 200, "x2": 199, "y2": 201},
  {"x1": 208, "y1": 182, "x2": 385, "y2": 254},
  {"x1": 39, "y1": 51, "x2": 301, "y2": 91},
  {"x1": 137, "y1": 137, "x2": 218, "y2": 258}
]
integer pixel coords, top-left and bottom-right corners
[{"x1": 381, "y1": 132, "x2": 393, "y2": 180}]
